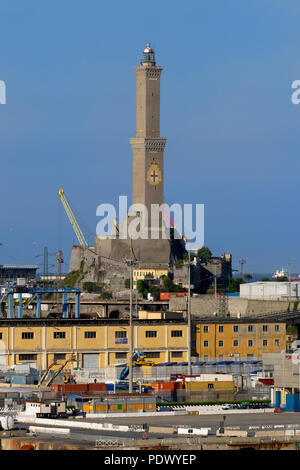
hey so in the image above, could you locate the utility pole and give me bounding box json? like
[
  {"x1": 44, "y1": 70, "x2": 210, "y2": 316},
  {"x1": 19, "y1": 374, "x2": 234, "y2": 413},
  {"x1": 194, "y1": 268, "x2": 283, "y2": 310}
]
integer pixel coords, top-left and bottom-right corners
[
  {"x1": 188, "y1": 252, "x2": 192, "y2": 376},
  {"x1": 185, "y1": 252, "x2": 192, "y2": 376},
  {"x1": 123, "y1": 240, "x2": 136, "y2": 394}
]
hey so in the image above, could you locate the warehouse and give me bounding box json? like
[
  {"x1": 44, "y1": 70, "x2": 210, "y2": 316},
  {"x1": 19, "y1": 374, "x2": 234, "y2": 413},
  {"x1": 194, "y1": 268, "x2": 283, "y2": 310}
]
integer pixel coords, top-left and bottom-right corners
[
  {"x1": 240, "y1": 281, "x2": 300, "y2": 300},
  {"x1": 0, "y1": 318, "x2": 188, "y2": 369}
]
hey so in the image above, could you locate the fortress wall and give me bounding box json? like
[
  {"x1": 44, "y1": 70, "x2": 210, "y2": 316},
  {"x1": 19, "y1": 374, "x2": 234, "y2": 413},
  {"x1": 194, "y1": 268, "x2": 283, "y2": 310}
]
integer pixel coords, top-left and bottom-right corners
[{"x1": 169, "y1": 296, "x2": 296, "y2": 318}]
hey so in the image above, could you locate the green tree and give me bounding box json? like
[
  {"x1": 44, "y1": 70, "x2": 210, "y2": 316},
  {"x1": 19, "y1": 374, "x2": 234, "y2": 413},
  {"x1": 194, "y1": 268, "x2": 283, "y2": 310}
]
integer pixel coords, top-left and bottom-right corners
[
  {"x1": 101, "y1": 291, "x2": 112, "y2": 299},
  {"x1": 175, "y1": 259, "x2": 184, "y2": 268},
  {"x1": 275, "y1": 276, "x2": 289, "y2": 282},
  {"x1": 142, "y1": 289, "x2": 149, "y2": 299},
  {"x1": 244, "y1": 274, "x2": 253, "y2": 281},
  {"x1": 82, "y1": 282, "x2": 101, "y2": 293},
  {"x1": 162, "y1": 276, "x2": 174, "y2": 291},
  {"x1": 260, "y1": 277, "x2": 271, "y2": 282},
  {"x1": 227, "y1": 277, "x2": 245, "y2": 293},
  {"x1": 137, "y1": 280, "x2": 145, "y2": 293},
  {"x1": 196, "y1": 246, "x2": 212, "y2": 263},
  {"x1": 148, "y1": 285, "x2": 161, "y2": 300},
  {"x1": 144, "y1": 272, "x2": 154, "y2": 279}
]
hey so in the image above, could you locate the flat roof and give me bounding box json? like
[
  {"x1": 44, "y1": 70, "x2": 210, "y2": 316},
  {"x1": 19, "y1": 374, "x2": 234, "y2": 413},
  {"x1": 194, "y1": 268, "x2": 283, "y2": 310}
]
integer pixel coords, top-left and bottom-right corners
[
  {"x1": 0, "y1": 318, "x2": 187, "y2": 327},
  {"x1": 0, "y1": 317, "x2": 288, "y2": 326},
  {"x1": 0, "y1": 265, "x2": 39, "y2": 269}
]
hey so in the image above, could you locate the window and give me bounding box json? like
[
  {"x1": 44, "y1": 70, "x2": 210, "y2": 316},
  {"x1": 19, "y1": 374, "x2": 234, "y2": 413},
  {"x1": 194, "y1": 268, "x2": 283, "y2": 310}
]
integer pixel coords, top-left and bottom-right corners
[
  {"x1": 0, "y1": 332, "x2": 2, "y2": 339},
  {"x1": 54, "y1": 353, "x2": 66, "y2": 361},
  {"x1": 144, "y1": 352, "x2": 160, "y2": 359},
  {"x1": 248, "y1": 340, "x2": 253, "y2": 347},
  {"x1": 233, "y1": 325, "x2": 239, "y2": 333},
  {"x1": 204, "y1": 340, "x2": 209, "y2": 348},
  {"x1": 171, "y1": 330, "x2": 182, "y2": 337},
  {"x1": 263, "y1": 340, "x2": 268, "y2": 346},
  {"x1": 208, "y1": 383, "x2": 214, "y2": 389},
  {"x1": 248, "y1": 325, "x2": 253, "y2": 332},
  {"x1": 115, "y1": 352, "x2": 127, "y2": 359},
  {"x1": 85, "y1": 331, "x2": 96, "y2": 339},
  {"x1": 218, "y1": 325, "x2": 224, "y2": 333},
  {"x1": 275, "y1": 325, "x2": 280, "y2": 332},
  {"x1": 218, "y1": 340, "x2": 224, "y2": 347},
  {"x1": 274, "y1": 339, "x2": 280, "y2": 347},
  {"x1": 22, "y1": 332, "x2": 34, "y2": 339},
  {"x1": 115, "y1": 330, "x2": 127, "y2": 344},
  {"x1": 115, "y1": 331, "x2": 127, "y2": 338},
  {"x1": 171, "y1": 351, "x2": 183, "y2": 358},
  {"x1": 53, "y1": 332, "x2": 65, "y2": 339},
  {"x1": 203, "y1": 326, "x2": 209, "y2": 333},
  {"x1": 19, "y1": 354, "x2": 37, "y2": 361},
  {"x1": 262, "y1": 325, "x2": 268, "y2": 332},
  {"x1": 233, "y1": 340, "x2": 239, "y2": 347},
  {"x1": 145, "y1": 331, "x2": 157, "y2": 338}
]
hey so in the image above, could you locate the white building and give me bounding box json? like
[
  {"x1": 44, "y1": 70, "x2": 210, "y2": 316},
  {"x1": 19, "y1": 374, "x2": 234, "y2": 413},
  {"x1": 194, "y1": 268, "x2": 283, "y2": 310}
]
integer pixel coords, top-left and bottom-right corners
[{"x1": 240, "y1": 281, "x2": 300, "y2": 300}]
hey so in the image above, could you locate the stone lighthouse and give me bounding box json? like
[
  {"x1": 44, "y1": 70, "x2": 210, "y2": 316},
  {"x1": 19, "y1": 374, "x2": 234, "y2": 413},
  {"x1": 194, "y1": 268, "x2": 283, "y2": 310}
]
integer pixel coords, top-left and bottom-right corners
[{"x1": 130, "y1": 43, "x2": 167, "y2": 215}]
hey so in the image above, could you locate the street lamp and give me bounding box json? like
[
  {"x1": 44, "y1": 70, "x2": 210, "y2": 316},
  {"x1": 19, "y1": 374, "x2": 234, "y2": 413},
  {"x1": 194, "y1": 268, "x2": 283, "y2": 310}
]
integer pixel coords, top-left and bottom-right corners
[{"x1": 123, "y1": 248, "x2": 137, "y2": 394}]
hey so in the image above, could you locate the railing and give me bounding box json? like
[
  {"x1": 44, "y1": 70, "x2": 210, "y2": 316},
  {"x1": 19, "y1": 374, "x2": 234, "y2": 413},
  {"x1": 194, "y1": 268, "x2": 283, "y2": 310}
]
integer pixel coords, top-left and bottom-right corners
[{"x1": 0, "y1": 405, "x2": 24, "y2": 414}]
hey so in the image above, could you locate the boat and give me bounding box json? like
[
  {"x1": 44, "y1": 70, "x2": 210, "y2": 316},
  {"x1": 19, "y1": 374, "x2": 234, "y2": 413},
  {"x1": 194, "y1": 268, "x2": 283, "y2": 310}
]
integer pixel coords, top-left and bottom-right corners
[{"x1": 272, "y1": 268, "x2": 288, "y2": 279}]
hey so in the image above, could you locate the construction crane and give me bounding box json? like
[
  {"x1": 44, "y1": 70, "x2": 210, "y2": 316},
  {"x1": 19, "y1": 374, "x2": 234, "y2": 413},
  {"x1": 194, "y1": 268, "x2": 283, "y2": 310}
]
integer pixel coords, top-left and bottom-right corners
[
  {"x1": 118, "y1": 351, "x2": 155, "y2": 381},
  {"x1": 46, "y1": 356, "x2": 76, "y2": 387},
  {"x1": 58, "y1": 189, "x2": 89, "y2": 248}
]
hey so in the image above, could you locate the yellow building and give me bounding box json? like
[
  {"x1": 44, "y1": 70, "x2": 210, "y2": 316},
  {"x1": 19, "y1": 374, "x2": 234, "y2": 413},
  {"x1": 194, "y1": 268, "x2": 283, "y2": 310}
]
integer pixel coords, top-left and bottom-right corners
[
  {"x1": 0, "y1": 318, "x2": 287, "y2": 371},
  {"x1": 184, "y1": 374, "x2": 236, "y2": 401},
  {"x1": 132, "y1": 268, "x2": 168, "y2": 288},
  {"x1": 195, "y1": 321, "x2": 286, "y2": 361},
  {"x1": 0, "y1": 319, "x2": 188, "y2": 370}
]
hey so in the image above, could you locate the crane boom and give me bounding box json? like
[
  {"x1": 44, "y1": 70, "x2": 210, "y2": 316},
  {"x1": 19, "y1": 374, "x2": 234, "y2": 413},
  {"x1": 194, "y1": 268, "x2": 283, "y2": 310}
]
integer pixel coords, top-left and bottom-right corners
[
  {"x1": 58, "y1": 189, "x2": 88, "y2": 248},
  {"x1": 46, "y1": 356, "x2": 76, "y2": 387},
  {"x1": 38, "y1": 361, "x2": 57, "y2": 387}
]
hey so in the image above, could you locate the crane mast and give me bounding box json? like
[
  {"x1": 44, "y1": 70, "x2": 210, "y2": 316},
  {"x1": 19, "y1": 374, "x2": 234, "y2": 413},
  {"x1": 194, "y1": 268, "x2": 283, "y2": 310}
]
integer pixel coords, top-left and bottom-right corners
[{"x1": 58, "y1": 189, "x2": 88, "y2": 248}]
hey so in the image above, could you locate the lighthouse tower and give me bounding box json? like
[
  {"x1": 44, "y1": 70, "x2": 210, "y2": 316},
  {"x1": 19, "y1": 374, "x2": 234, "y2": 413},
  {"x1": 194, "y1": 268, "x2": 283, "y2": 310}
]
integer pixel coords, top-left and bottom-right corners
[{"x1": 130, "y1": 44, "x2": 167, "y2": 220}]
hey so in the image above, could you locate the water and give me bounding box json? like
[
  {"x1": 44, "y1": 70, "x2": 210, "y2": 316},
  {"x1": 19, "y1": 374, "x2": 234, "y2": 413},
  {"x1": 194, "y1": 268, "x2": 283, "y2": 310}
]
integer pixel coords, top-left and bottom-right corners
[{"x1": 233, "y1": 273, "x2": 299, "y2": 282}]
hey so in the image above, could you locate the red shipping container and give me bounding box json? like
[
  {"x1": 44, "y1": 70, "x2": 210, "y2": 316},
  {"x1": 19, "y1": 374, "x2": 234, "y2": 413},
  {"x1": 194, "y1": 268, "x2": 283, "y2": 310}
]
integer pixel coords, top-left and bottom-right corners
[{"x1": 88, "y1": 383, "x2": 107, "y2": 392}]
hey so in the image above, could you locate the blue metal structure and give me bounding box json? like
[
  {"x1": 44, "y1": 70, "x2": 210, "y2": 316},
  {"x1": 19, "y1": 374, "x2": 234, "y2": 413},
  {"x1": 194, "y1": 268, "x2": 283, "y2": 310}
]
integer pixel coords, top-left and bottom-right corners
[
  {"x1": 4, "y1": 285, "x2": 81, "y2": 319},
  {"x1": 118, "y1": 351, "x2": 146, "y2": 381}
]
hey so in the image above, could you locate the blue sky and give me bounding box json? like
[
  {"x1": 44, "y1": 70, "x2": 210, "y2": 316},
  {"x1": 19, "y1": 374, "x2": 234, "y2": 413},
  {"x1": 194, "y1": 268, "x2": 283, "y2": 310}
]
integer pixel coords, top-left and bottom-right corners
[{"x1": 0, "y1": 0, "x2": 300, "y2": 274}]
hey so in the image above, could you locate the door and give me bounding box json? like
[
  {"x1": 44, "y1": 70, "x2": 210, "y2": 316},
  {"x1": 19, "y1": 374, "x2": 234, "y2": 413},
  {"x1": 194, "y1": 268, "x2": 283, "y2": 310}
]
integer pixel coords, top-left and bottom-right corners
[{"x1": 82, "y1": 353, "x2": 99, "y2": 369}]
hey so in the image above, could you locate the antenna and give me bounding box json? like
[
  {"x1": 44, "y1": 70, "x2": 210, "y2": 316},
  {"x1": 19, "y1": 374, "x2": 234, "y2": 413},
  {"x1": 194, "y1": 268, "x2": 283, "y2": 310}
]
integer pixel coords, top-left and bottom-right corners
[{"x1": 239, "y1": 259, "x2": 246, "y2": 279}]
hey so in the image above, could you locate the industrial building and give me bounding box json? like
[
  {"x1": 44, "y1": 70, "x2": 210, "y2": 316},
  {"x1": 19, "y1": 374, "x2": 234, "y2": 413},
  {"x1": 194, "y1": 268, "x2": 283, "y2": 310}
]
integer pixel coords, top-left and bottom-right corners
[
  {"x1": 240, "y1": 281, "x2": 300, "y2": 300},
  {"x1": 0, "y1": 315, "x2": 288, "y2": 372},
  {"x1": 0, "y1": 265, "x2": 38, "y2": 283},
  {"x1": 262, "y1": 351, "x2": 300, "y2": 410},
  {"x1": 0, "y1": 318, "x2": 188, "y2": 369},
  {"x1": 184, "y1": 373, "x2": 236, "y2": 402},
  {"x1": 196, "y1": 320, "x2": 286, "y2": 361}
]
